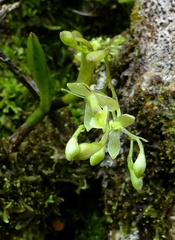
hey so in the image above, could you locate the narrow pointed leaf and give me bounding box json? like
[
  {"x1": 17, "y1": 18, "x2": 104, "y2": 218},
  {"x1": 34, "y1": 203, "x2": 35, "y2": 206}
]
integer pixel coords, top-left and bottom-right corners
[{"x1": 27, "y1": 32, "x2": 51, "y2": 110}]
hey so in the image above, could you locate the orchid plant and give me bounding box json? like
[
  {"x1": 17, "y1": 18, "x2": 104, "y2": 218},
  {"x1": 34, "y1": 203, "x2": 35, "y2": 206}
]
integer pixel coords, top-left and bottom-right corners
[{"x1": 60, "y1": 30, "x2": 147, "y2": 192}]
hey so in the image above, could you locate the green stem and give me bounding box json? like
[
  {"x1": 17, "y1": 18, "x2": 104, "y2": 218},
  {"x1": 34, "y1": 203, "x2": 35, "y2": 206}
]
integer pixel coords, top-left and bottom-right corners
[
  {"x1": 136, "y1": 138, "x2": 145, "y2": 154},
  {"x1": 100, "y1": 124, "x2": 109, "y2": 145},
  {"x1": 25, "y1": 106, "x2": 47, "y2": 127},
  {"x1": 72, "y1": 125, "x2": 85, "y2": 138},
  {"x1": 122, "y1": 128, "x2": 147, "y2": 142},
  {"x1": 127, "y1": 139, "x2": 134, "y2": 168},
  {"x1": 61, "y1": 53, "x2": 95, "y2": 104},
  {"x1": 104, "y1": 56, "x2": 121, "y2": 117}
]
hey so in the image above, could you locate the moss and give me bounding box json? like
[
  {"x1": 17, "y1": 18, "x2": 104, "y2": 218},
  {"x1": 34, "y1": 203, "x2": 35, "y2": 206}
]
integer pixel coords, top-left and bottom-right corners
[
  {"x1": 0, "y1": 76, "x2": 32, "y2": 138},
  {"x1": 100, "y1": 72, "x2": 175, "y2": 239},
  {"x1": 0, "y1": 112, "x2": 108, "y2": 239}
]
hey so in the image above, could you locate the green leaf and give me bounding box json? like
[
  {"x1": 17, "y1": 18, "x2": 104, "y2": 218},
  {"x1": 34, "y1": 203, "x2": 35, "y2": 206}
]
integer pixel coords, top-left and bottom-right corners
[
  {"x1": 43, "y1": 24, "x2": 61, "y2": 30},
  {"x1": 108, "y1": 130, "x2": 120, "y2": 159},
  {"x1": 27, "y1": 32, "x2": 51, "y2": 111}
]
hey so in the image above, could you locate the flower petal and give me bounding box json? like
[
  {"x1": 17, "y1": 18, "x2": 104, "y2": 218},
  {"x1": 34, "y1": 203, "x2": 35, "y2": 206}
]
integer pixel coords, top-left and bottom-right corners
[
  {"x1": 84, "y1": 101, "x2": 94, "y2": 131},
  {"x1": 90, "y1": 106, "x2": 108, "y2": 131},
  {"x1": 67, "y1": 83, "x2": 92, "y2": 98},
  {"x1": 77, "y1": 142, "x2": 103, "y2": 160},
  {"x1": 133, "y1": 152, "x2": 146, "y2": 178},
  {"x1": 86, "y1": 50, "x2": 108, "y2": 63},
  {"x1": 95, "y1": 93, "x2": 118, "y2": 111},
  {"x1": 90, "y1": 146, "x2": 106, "y2": 166},
  {"x1": 130, "y1": 169, "x2": 143, "y2": 192},
  {"x1": 115, "y1": 114, "x2": 135, "y2": 128},
  {"x1": 108, "y1": 130, "x2": 120, "y2": 159}
]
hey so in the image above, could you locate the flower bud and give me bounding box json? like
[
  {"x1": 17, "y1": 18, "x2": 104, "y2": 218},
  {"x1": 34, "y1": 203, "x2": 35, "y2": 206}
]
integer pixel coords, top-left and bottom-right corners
[
  {"x1": 133, "y1": 152, "x2": 146, "y2": 178},
  {"x1": 60, "y1": 31, "x2": 77, "y2": 48},
  {"x1": 130, "y1": 169, "x2": 143, "y2": 192},
  {"x1": 72, "y1": 30, "x2": 83, "y2": 38},
  {"x1": 77, "y1": 142, "x2": 103, "y2": 160},
  {"x1": 86, "y1": 50, "x2": 108, "y2": 63},
  {"x1": 90, "y1": 146, "x2": 105, "y2": 166},
  {"x1": 65, "y1": 137, "x2": 80, "y2": 161}
]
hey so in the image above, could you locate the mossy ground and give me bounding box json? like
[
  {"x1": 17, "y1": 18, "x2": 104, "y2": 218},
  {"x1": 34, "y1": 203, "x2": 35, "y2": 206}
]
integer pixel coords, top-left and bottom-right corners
[{"x1": 2, "y1": 1, "x2": 174, "y2": 239}]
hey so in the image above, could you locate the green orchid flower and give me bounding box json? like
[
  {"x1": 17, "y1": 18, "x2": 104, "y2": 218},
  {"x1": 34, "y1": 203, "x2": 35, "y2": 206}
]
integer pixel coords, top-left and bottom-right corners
[
  {"x1": 62, "y1": 82, "x2": 118, "y2": 131},
  {"x1": 60, "y1": 30, "x2": 147, "y2": 191},
  {"x1": 107, "y1": 114, "x2": 135, "y2": 159},
  {"x1": 64, "y1": 83, "x2": 118, "y2": 111}
]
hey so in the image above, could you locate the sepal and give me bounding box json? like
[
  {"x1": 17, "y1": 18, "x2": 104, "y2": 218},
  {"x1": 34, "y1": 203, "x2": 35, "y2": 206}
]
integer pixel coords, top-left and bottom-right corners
[
  {"x1": 86, "y1": 50, "x2": 108, "y2": 63},
  {"x1": 65, "y1": 137, "x2": 80, "y2": 161},
  {"x1": 90, "y1": 146, "x2": 106, "y2": 166},
  {"x1": 130, "y1": 169, "x2": 143, "y2": 192},
  {"x1": 77, "y1": 142, "x2": 103, "y2": 160},
  {"x1": 133, "y1": 152, "x2": 146, "y2": 178},
  {"x1": 60, "y1": 31, "x2": 77, "y2": 48},
  {"x1": 108, "y1": 130, "x2": 120, "y2": 159}
]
